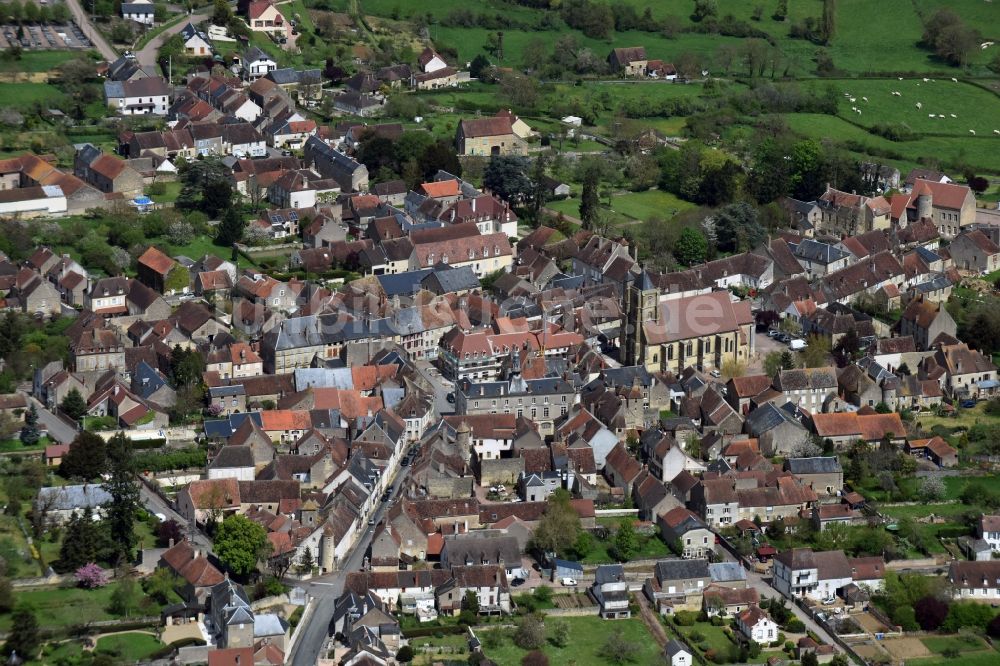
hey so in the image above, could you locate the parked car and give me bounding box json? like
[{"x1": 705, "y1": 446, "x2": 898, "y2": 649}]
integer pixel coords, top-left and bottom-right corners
[
  {"x1": 822, "y1": 596, "x2": 836, "y2": 605},
  {"x1": 561, "y1": 578, "x2": 577, "y2": 586},
  {"x1": 709, "y1": 369, "x2": 721, "y2": 378},
  {"x1": 511, "y1": 578, "x2": 526, "y2": 587},
  {"x1": 446, "y1": 392, "x2": 455, "y2": 403},
  {"x1": 960, "y1": 399, "x2": 977, "y2": 408}
]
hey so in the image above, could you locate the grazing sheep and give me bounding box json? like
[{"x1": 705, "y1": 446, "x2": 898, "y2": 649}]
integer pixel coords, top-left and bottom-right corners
[
  {"x1": 923, "y1": 78, "x2": 929, "y2": 82},
  {"x1": 970, "y1": 129, "x2": 976, "y2": 135},
  {"x1": 952, "y1": 77, "x2": 958, "y2": 82},
  {"x1": 916, "y1": 102, "x2": 922, "y2": 109},
  {"x1": 849, "y1": 97, "x2": 856, "y2": 103},
  {"x1": 862, "y1": 96, "x2": 868, "y2": 102},
  {"x1": 898, "y1": 76, "x2": 904, "y2": 80},
  {"x1": 993, "y1": 130, "x2": 1000, "y2": 135},
  {"x1": 856, "y1": 109, "x2": 861, "y2": 115},
  {"x1": 950, "y1": 114, "x2": 956, "y2": 118},
  {"x1": 938, "y1": 114, "x2": 945, "y2": 118},
  {"x1": 929, "y1": 113, "x2": 935, "y2": 117}
]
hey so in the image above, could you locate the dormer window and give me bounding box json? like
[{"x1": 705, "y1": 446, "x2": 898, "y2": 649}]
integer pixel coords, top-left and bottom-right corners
[{"x1": 494, "y1": 245, "x2": 500, "y2": 256}]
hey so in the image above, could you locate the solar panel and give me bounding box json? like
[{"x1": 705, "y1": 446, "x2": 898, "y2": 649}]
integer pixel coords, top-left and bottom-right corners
[
  {"x1": 270, "y1": 214, "x2": 282, "y2": 224},
  {"x1": 288, "y1": 211, "x2": 299, "y2": 221}
]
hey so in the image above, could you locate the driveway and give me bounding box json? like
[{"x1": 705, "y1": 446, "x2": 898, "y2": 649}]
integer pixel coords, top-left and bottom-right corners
[
  {"x1": 136, "y1": 10, "x2": 211, "y2": 71},
  {"x1": 63, "y1": 0, "x2": 117, "y2": 61}
]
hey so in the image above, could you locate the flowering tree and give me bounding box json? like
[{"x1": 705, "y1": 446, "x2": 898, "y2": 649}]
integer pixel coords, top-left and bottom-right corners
[{"x1": 75, "y1": 562, "x2": 109, "y2": 589}]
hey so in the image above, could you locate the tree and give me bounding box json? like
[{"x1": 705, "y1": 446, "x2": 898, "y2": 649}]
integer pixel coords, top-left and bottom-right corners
[
  {"x1": 396, "y1": 645, "x2": 415, "y2": 662},
  {"x1": 470, "y1": 54, "x2": 491, "y2": 79},
  {"x1": 143, "y1": 567, "x2": 179, "y2": 605},
  {"x1": 5, "y1": 606, "x2": 39, "y2": 659},
  {"x1": 462, "y1": 589, "x2": 480, "y2": 614},
  {"x1": 579, "y1": 167, "x2": 600, "y2": 230},
  {"x1": 215, "y1": 207, "x2": 246, "y2": 247},
  {"x1": 103, "y1": 433, "x2": 141, "y2": 564},
  {"x1": 820, "y1": 0, "x2": 836, "y2": 43},
  {"x1": 801, "y1": 652, "x2": 819, "y2": 666},
  {"x1": 712, "y1": 202, "x2": 767, "y2": 254},
  {"x1": 922, "y1": 9, "x2": 980, "y2": 67},
  {"x1": 531, "y1": 489, "x2": 581, "y2": 557},
  {"x1": 75, "y1": 563, "x2": 109, "y2": 589},
  {"x1": 215, "y1": 514, "x2": 270, "y2": 576},
  {"x1": 691, "y1": 0, "x2": 717, "y2": 22},
  {"x1": 514, "y1": 613, "x2": 546, "y2": 649},
  {"x1": 58, "y1": 509, "x2": 112, "y2": 571},
  {"x1": 599, "y1": 629, "x2": 641, "y2": 664},
  {"x1": 522, "y1": 651, "x2": 549, "y2": 666},
  {"x1": 943, "y1": 600, "x2": 994, "y2": 632},
  {"x1": 529, "y1": 152, "x2": 549, "y2": 222},
  {"x1": 969, "y1": 176, "x2": 989, "y2": 195},
  {"x1": 156, "y1": 519, "x2": 184, "y2": 547},
  {"x1": 19, "y1": 404, "x2": 40, "y2": 446},
  {"x1": 297, "y1": 546, "x2": 315, "y2": 574},
  {"x1": 612, "y1": 518, "x2": 639, "y2": 561},
  {"x1": 764, "y1": 351, "x2": 786, "y2": 377},
  {"x1": 987, "y1": 613, "x2": 1000, "y2": 639},
  {"x1": 59, "y1": 388, "x2": 87, "y2": 420},
  {"x1": 549, "y1": 619, "x2": 570, "y2": 647},
  {"x1": 58, "y1": 431, "x2": 108, "y2": 480},
  {"x1": 918, "y1": 476, "x2": 945, "y2": 502},
  {"x1": 914, "y1": 596, "x2": 949, "y2": 631},
  {"x1": 483, "y1": 155, "x2": 533, "y2": 203},
  {"x1": 109, "y1": 575, "x2": 142, "y2": 617},
  {"x1": 800, "y1": 335, "x2": 831, "y2": 368},
  {"x1": 673, "y1": 227, "x2": 708, "y2": 266},
  {"x1": 212, "y1": 0, "x2": 232, "y2": 25},
  {"x1": 418, "y1": 140, "x2": 462, "y2": 182},
  {"x1": 170, "y1": 345, "x2": 205, "y2": 387}
]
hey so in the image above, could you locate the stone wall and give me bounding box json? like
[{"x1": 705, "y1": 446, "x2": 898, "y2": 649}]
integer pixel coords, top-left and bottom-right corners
[{"x1": 478, "y1": 457, "x2": 523, "y2": 487}]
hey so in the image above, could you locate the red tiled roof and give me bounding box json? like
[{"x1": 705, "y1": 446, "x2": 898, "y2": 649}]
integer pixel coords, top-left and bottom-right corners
[{"x1": 137, "y1": 246, "x2": 175, "y2": 275}]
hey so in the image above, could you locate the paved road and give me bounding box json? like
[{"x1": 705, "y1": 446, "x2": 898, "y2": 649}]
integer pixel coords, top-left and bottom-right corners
[
  {"x1": 289, "y1": 460, "x2": 413, "y2": 666},
  {"x1": 137, "y1": 10, "x2": 211, "y2": 72},
  {"x1": 25, "y1": 396, "x2": 77, "y2": 444},
  {"x1": 139, "y1": 483, "x2": 212, "y2": 549},
  {"x1": 717, "y1": 544, "x2": 842, "y2": 652},
  {"x1": 414, "y1": 359, "x2": 454, "y2": 416},
  {"x1": 63, "y1": 0, "x2": 117, "y2": 61}
]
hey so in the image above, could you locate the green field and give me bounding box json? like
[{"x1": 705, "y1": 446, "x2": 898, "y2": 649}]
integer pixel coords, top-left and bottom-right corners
[
  {"x1": 0, "y1": 50, "x2": 83, "y2": 73},
  {"x1": 781, "y1": 113, "x2": 1000, "y2": 174},
  {"x1": 350, "y1": 0, "x2": 996, "y2": 74},
  {"x1": 677, "y1": 620, "x2": 735, "y2": 657},
  {"x1": 922, "y1": 634, "x2": 990, "y2": 655},
  {"x1": 2, "y1": 82, "x2": 65, "y2": 110},
  {"x1": 484, "y1": 615, "x2": 662, "y2": 666},
  {"x1": 95, "y1": 632, "x2": 166, "y2": 662},
  {"x1": 799, "y1": 78, "x2": 1000, "y2": 136}
]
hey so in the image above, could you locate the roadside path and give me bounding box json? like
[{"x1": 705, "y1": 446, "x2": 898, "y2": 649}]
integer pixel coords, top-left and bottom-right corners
[{"x1": 64, "y1": 0, "x2": 117, "y2": 61}]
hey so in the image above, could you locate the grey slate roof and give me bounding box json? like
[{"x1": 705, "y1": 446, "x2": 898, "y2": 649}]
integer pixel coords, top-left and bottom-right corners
[
  {"x1": 421, "y1": 265, "x2": 480, "y2": 294},
  {"x1": 786, "y1": 456, "x2": 842, "y2": 475},
  {"x1": 654, "y1": 558, "x2": 710, "y2": 582},
  {"x1": 744, "y1": 402, "x2": 803, "y2": 435},
  {"x1": 595, "y1": 564, "x2": 625, "y2": 585},
  {"x1": 708, "y1": 562, "x2": 747, "y2": 583}
]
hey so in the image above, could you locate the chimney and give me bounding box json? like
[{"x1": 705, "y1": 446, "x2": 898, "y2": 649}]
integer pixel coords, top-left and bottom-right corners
[
  {"x1": 472, "y1": 197, "x2": 477, "y2": 213},
  {"x1": 168, "y1": 538, "x2": 175, "y2": 548}
]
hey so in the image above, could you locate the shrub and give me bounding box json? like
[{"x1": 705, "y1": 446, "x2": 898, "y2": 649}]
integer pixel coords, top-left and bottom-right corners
[
  {"x1": 711, "y1": 615, "x2": 724, "y2": 626},
  {"x1": 689, "y1": 630, "x2": 705, "y2": 642},
  {"x1": 785, "y1": 618, "x2": 805, "y2": 633},
  {"x1": 74, "y1": 563, "x2": 108, "y2": 589},
  {"x1": 396, "y1": 645, "x2": 414, "y2": 662},
  {"x1": 674, "y1": 610, "x2": 700, "y2": 626}
]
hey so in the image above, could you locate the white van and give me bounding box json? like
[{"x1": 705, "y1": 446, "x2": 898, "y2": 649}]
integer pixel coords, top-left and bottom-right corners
[{"x1": 789, "y1": 338, "x2": 808, "y2": 351}]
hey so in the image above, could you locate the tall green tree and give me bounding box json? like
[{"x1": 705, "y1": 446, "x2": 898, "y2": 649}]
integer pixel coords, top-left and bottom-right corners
[
  {"x1": 530, "y1": 489, "x2": 581, "y2": 557},
  {"x1": 673, "y1": 227, "x2": 708, "y2": 266},
  {"x1": 612, "y1": 518, "x2": 639, "y2": 561},
  {"x1": 5, "y1": 606, "x2": 38, "y2": 659},
  {"x1": 483, "y1": 155, "x2": 533, "y2": 204},
  {"x1": 19, "y1": 404, "x2": 40, "y2": 446},
  {"x1": 59, "y1": 387, "x2": 87, "y2": 420},
  {"x1": 102, "y1": 433, "x2": 140, "y2": 564},
  {"x1": 528, "y1": 152, "x2": 549, "y2": 223},
  {"x1": 712, "y1": 202, "x2": 767, "y2": 254},
  {"x1": 579, "y1": 168, "x2": 600, "y2": 230},
  {"x1": 216, "y1": 207, "x2": 245, "y2": 247},
  {"x1": 58, "y1": 431, "x2": 108, "y2": 481},
  {"x1": 214, "y1": 514, "x2": 270, "y2": 576}
]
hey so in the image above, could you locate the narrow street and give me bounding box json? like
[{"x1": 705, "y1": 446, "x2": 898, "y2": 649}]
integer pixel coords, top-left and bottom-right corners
[
  {"x1": 289, "y1": 456, "x2": 413, "y2": 665},
  {"x1": 63, "y1": 0, "x2": 117, "y2": 61},
  {"x1": 24, "y1": 395, "x2": 77, "y2": 444}
]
